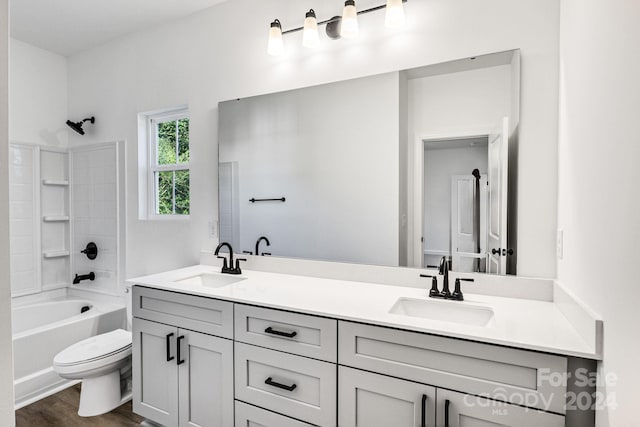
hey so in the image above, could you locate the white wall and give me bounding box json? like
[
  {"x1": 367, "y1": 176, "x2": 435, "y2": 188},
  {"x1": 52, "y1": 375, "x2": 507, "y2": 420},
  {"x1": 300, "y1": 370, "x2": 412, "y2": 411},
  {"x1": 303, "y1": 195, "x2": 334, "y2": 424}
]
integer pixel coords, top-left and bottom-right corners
[
  {"x1": 65, "y1": 0, "x2": 560, "y2": 279},
  {"x1": 409, "y1": 65, "x2": 511, "y2": 137},
  {"x1": 219, "y1": 73, "x2": 399, "y2": 266},
  {"x1": 0, "y1": 0, "x2": 15, "y2": 423},
  {"x1": 9, "y1": 38, "x2": 68, "y2": 147},
  {"x1": 557, "y1": 0, "x2": 640, "y2": 425}
]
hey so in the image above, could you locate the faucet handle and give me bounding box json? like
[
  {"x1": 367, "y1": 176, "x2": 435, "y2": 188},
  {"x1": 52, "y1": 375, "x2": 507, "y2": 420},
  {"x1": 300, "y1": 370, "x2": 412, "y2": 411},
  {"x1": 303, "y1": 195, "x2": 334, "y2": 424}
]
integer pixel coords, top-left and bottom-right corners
[
  {"x1": 217, "y1": 256, "x2": 228, "y2": 270},
  {"x1": 261, "y1": 252, "x2": 271, "y2": 256},
  {"x1": 420, "y1": 274, "x2": 440, "y2": 298},
  {"x1": 451, "y1": 278, "x2": 474, "y2": 301},
  {"x1": 242, "y1": 251, "x2": 253, "y2": 255},
  {"x1": 235, "y1": 258, "x2": 247, "y2": 272}
]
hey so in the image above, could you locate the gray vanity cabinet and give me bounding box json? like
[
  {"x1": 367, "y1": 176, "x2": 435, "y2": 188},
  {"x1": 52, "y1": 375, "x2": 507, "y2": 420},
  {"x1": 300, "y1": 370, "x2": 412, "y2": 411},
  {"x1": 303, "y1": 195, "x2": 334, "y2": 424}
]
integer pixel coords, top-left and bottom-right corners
[
  {"x1": 338, "y1": 366, "x2": 437, "y2": 427},
  {"x1": 132, "y1": 286, "x2": 234, "y2": 427},
  {"x1": 436, "y1": 389, "x2": 564, "y2": 427}
]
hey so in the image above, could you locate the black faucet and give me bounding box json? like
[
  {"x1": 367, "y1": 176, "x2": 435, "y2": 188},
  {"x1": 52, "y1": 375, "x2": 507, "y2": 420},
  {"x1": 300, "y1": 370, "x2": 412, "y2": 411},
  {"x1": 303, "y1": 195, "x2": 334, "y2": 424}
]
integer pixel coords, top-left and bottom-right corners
[
  {"x1": 214, "y1": 242, "x2": 246, "y2": 275},
  {"x1": 255, "y1": 236, "x2": 271, "y2": 256},
  {"x1": 73, "y1": 272, "x2": 95, "y2": 284},
  {"x1": 437, "y1": 256, "x2": 452, "y2": 299}
]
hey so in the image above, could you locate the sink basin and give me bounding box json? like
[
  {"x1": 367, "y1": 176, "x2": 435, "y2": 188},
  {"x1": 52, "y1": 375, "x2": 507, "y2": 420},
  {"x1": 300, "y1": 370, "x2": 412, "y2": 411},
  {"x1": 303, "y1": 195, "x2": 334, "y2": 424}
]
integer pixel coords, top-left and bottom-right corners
[
  {"x1": 174, "y1": 272, "x2": 245, "y2": 288},
  {"x1": 389, "y1": 297, "x2": 494, "y2": 326}
]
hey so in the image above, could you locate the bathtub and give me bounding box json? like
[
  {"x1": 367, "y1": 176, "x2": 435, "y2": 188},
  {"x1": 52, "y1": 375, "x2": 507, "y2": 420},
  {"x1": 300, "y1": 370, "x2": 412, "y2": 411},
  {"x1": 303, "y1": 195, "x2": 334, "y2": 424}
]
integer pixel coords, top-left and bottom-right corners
[{"x1": 12, "y1": 297, "x2": 126, "y2": 409}]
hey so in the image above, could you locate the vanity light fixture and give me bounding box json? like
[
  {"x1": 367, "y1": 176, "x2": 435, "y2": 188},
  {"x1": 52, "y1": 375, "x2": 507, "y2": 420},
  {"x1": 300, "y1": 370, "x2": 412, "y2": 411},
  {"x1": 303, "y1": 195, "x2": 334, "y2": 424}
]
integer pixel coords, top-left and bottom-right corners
[
  {"x1": 385, "y1": 0, "x2": 405, "y2": 28},
  {"x1": 340, "y1": 0, "x2": 359, "y2": 39},
  {"x1": 267, "y1": 19, "x2": 284, "y2": 56},
  {"x1": 267, "y1": 0, "x2": 407, "y2": 55},
  {"x1": 302, "y1": 9, "x2": 320, "y2": 48}
]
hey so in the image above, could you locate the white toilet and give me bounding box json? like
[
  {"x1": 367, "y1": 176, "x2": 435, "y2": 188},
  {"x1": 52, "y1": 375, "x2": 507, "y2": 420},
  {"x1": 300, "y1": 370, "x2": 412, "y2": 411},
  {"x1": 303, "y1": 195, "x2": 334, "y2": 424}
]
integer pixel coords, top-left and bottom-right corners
[{"x1": 53, "y1": 328, "x2": 132, "y2": 417}]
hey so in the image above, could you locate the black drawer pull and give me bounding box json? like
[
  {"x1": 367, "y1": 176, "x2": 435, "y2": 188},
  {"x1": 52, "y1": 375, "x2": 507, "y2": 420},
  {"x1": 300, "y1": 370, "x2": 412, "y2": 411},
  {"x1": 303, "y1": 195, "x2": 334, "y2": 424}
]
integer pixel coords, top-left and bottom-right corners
[
  {"x1": 177, "y1": 335, "x2": 185, "y2": 365},
  {"x1": 166, "y1": 333, "x2": 174, "y2": 362},
  {"x1": 445, "y1": 399, "x2": 450, "y2": 427},
  {"x1": 264, "y1": 326, "x2": 297, "y2": 338},
  {"x1": 265, "y1": 377, "x2": 297, "y2": 391},
  {"x1": 421, "y1": 394, "x2": 427, "y2": 427}
]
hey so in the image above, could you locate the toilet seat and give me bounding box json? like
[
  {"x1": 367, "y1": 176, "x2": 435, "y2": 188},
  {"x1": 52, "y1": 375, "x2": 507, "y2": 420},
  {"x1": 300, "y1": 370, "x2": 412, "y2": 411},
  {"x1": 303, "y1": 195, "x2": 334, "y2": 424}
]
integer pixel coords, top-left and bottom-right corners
[{"x1": 54, "y1": 329, "x2": 132, "y2": 377}]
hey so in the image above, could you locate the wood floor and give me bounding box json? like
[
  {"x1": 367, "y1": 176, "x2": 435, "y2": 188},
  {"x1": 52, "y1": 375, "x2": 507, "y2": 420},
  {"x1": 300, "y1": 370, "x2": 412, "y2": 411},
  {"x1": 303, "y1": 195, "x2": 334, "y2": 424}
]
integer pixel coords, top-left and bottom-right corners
[{"x1": 15, "y1": 384, "x2": 145, "y2": 427}]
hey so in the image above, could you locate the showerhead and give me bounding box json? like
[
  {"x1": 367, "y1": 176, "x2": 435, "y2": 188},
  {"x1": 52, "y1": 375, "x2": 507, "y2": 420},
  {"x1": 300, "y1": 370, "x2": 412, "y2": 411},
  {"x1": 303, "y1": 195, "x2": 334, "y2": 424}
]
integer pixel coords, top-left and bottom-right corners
[
  {"x1": 472, "y1": 168, "x2": 481, "y2": 180},
  {"x1": 66, "y1": 116, "x2": 95, "y2": 135}
]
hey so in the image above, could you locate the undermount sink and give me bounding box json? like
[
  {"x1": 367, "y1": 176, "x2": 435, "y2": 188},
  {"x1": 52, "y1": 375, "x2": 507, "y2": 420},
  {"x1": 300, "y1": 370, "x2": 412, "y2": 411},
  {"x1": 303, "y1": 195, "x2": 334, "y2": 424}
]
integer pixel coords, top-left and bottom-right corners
[
  {"x1": 389, "y1": 297, "x2": 494, "y2": 327},
  {"x1": 174, "y1": 272, "x2": 246, "y2": 288}
]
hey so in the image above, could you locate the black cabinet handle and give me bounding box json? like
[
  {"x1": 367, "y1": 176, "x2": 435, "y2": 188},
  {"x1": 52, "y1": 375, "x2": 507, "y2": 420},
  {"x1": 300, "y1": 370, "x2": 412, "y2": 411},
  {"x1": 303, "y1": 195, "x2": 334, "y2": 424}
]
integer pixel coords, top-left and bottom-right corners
[
  {"x1": 264, "y1": 326, "x2": 297, "y2": 338},
  {"x1": 265, "y1": 377, "x2": 297, "y2": 391},
  {"x1": 166, "y1": 333, "x2": 174, "y2": 362},
  {"x1": 177, "y1": 335, "x2": 185, "y2": 365},
  {"x1": 445, "y1": 399, "x2": 450, "y2": 427},
  {"x1": 421, "y1": 394, "x2": 427, "y2": 427}
]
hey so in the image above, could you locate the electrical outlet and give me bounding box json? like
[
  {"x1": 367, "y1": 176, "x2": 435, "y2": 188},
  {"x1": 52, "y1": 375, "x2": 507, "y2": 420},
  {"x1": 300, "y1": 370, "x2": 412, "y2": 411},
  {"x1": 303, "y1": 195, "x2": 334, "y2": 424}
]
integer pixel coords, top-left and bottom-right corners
[
  {"x1": 209, "y1": 220, "x2": 218, "y2": 238},
  {"x1": 556, "y1": 229, "x2": 564, "y2": 260}
]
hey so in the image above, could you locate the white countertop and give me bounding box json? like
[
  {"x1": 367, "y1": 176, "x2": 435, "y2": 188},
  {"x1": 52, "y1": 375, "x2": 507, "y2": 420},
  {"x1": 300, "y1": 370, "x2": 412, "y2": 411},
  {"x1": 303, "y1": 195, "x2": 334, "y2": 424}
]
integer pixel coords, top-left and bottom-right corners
[{"x1": 128, "y1": 264, "x2": 601, "y2": 360}]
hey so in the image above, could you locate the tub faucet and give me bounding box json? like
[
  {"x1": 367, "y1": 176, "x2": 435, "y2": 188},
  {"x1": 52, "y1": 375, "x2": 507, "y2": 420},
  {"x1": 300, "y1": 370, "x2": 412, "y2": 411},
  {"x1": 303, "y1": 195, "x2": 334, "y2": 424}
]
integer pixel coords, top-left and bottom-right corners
[
  {"x1": 73, "y1": 272, "x2": 95, "y2": 284},
  {"x1": 214, "y1": 242, "x2": 245, "y2": 275},
  {"x1": 255, "y1": 236, "x2": 271, "y2": 256}
]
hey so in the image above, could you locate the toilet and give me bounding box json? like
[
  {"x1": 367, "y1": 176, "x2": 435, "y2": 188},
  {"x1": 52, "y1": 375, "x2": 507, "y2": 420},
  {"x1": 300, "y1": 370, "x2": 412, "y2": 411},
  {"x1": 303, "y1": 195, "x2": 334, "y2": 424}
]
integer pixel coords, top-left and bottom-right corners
[{"x1": 53, "y1": 328, "x2": 132, "y2": 417}]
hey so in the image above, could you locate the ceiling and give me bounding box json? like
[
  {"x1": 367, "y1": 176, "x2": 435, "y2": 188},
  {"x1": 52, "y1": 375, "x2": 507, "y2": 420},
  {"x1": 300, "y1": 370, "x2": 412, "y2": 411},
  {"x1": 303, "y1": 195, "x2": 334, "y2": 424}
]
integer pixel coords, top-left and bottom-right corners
[{"x1": 10, "y1": 0, "x2": 229, "y2": 56}]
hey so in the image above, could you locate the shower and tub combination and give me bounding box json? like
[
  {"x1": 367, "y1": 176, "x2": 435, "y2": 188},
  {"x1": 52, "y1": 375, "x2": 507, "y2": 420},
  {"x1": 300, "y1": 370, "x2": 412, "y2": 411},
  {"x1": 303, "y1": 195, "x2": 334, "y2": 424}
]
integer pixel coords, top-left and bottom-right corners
[{"x1": 8, "y1": 138, "x2": 127, "y2": 411}]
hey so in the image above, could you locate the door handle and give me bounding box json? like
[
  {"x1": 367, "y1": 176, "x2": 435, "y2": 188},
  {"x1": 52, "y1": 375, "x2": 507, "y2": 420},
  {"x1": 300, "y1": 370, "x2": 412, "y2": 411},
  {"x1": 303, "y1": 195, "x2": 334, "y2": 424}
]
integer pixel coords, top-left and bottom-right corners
[
  {"x1": 491, "y1": 248, "x2": 501, "y2": 256},
  {"x1": 264, "y1": 326, "x2": 297, "y2": 338},
  {"x1": 166, "y1": 333, "x2": 174, "y2": 362},
  {"x1": 176, "y1": 335, "x2": 185, "y2": 365},
  {"x1": 264, "y1": 377, "x2": 297, "y2": 391},
  {"x1": 503, "y1": 248, "x2": 514, "y2": 256},
  {"x1": 421, "y1": 394, "x2": 427, "y2": 427}
]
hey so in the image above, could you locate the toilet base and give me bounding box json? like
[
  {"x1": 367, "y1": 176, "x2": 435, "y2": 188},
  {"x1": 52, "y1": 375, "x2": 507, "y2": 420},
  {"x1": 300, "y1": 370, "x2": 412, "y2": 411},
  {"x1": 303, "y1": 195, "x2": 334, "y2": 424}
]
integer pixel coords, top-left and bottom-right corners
[{"x1": 78, "y1": 370, "x2": 131, "y2": 417}]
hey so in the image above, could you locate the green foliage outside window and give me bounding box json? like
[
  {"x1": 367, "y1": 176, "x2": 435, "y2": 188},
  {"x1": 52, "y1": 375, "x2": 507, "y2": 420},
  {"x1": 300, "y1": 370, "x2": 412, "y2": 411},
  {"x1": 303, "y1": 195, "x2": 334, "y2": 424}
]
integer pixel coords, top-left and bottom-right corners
[{"x1": 156, "y1": 118, "x2": 190, "y2": 215}]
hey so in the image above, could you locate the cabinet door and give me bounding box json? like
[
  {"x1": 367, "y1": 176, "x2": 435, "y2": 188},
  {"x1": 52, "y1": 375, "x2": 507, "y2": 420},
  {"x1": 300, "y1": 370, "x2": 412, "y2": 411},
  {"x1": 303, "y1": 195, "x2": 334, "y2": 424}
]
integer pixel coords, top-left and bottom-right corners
[
  {"x1": 133, "y1": 318, "x2": 179, "y2": 427},
  {"x1": 436, "y1": 389, "x2": 565, "y2": 427},
  {"x1": 178, "y1": 329, "x2": 234, "y2": 427},
  {"x1": 339, "y1": 366, "x2": 436, "y2": 427}
]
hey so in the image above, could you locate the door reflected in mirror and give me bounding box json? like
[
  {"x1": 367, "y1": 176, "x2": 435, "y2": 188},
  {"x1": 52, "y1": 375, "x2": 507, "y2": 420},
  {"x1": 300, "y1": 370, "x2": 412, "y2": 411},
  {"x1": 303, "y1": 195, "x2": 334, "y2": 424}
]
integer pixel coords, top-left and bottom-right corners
[{"x1": 218, "y1": 50, "x2": 520, "y2": 275}]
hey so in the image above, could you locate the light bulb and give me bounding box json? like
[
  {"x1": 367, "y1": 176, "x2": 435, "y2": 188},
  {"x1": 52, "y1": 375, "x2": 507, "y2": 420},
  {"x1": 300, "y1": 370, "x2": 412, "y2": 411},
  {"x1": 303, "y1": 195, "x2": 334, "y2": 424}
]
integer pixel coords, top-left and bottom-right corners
[
  {"x1": 385, "y1": 0, "x2": 405, "y2": 28},
  {"x1": 302, "y1": 9, "x2": 320, "y2": 48},
  {"x1": 340, "y1": 0, "x2": 359, "y2": 39},
  {"x1": 267, "y1": 19, "x2": 284, "y2": 56}
]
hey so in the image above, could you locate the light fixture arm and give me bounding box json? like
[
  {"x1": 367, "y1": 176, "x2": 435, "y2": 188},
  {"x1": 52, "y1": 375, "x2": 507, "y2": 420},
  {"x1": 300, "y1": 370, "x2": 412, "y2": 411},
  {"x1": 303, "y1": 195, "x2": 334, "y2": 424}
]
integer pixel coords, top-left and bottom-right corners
[{"x1": 280, "y1": 0, "x2": 407, "y2": 35}]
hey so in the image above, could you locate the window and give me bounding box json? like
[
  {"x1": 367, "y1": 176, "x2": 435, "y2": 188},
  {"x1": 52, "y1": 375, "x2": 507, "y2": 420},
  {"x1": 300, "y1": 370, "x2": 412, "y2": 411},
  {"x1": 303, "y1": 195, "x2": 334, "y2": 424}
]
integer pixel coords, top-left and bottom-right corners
[{"x1": 140, "y1": 108, "x2": 190, "y2": 218}]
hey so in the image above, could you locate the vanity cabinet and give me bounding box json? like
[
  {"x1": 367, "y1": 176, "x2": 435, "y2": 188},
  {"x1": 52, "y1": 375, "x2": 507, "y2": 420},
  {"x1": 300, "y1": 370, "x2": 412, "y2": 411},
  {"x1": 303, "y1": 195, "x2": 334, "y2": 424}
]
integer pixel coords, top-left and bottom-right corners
[
  {"x1": 132, "y1": 287, "x2": 234, "y2": 427},
  {"x1": 131, "y1": 285, "x2": 592, "y2": 427}
]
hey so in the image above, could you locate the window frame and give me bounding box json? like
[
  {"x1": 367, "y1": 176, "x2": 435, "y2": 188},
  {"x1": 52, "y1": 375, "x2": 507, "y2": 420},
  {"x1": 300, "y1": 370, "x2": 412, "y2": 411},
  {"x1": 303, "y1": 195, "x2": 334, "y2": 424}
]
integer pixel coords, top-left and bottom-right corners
[{"x1": 145, "y1": 109, "x2": 190, "y2": 219}]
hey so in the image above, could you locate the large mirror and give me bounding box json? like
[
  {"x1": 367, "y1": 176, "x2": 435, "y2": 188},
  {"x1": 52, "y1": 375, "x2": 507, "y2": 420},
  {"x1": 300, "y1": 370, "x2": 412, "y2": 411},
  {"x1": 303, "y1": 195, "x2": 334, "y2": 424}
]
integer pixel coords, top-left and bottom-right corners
[{"x1": 219, "y1": 50, "x2": 520, "y2": 275}]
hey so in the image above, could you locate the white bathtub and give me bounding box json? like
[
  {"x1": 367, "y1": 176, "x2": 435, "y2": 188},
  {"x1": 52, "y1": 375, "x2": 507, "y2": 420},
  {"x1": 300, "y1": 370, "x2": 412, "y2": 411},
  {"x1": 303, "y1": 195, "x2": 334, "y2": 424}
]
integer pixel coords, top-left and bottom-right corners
[{"x1": 12, "y1": 297, "x2": 126, "y2": 409}]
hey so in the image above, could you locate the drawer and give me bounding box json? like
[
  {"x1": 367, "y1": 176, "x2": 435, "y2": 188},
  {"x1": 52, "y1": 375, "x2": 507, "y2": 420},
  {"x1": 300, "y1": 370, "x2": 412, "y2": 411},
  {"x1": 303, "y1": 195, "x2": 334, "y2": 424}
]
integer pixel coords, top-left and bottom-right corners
[
  {"x1": 338, "y1": 321, "x2": 568, "y2": 414},
  {"x1": 235, "y1": 401, "x2": 313, "y2": 427},
  {"x1": 132, "y1": 286, "x2": 233, "y2": 339},
  {"x1": 234, "y1": 304, "x2": 337, "y2": 362},
  {"x1": 235, "y1": 342, "x2": 336, "y2": 426}
]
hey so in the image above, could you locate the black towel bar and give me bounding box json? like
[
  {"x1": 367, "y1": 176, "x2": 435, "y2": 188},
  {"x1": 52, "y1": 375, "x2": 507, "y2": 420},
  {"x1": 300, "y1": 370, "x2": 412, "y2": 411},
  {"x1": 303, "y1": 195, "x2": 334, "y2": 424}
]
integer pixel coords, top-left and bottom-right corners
[{"x1": 249, "y1": 197, "x2": 286, "y2": 203}]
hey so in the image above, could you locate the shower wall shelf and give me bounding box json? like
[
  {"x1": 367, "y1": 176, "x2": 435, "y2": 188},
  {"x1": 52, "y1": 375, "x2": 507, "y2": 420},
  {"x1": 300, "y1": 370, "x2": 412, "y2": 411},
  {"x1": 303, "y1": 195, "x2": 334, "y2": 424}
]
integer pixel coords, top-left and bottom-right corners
[
  {"x1": 42, "y1": 179, "x2": 69, "y2": 186},
  {"x1": 42, "y1": 179, "x2": 69, "y2": 187},
  {"x1": 43, "y1": 250, "x2": 70, "y2": 259},
  {"x1": 42, "y1": 215, "x2": 70, "y2": 222}
]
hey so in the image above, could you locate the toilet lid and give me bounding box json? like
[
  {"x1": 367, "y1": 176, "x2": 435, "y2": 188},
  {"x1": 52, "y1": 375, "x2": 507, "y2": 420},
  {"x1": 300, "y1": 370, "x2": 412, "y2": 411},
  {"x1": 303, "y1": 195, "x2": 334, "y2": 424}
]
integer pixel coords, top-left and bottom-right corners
[{"x1": 54, "y1": 329, "x2": 132, "y2": 366}]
